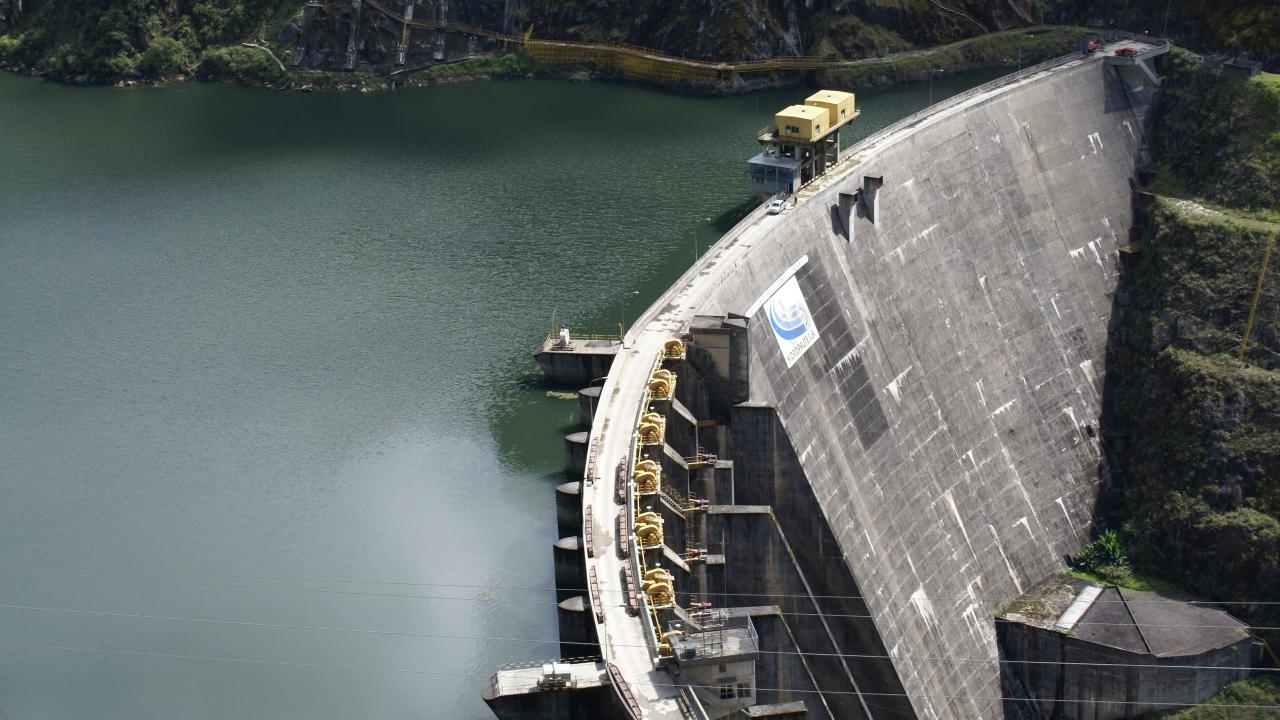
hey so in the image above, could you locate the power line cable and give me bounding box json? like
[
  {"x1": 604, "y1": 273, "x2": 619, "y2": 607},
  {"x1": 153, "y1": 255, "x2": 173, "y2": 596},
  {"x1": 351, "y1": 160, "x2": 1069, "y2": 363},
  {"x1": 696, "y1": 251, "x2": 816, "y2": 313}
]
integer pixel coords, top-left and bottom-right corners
[
  {"x1": 0, "y1": 601, "x2": 1272, "y2": 673},
  {"x1": 635, "y1": 677, "x2": 1280, "y2": 710},
  {"x1": 0, "y1": 638, "x2": 1276, "y2": 712},
  {"x1": 0, "y1": 638, "x2": 485, "y2": 678},
  {"x1": 4, "y1": 559, "x2": 1275, "y2": 606},
  {"x1": 3, "y1": 562, "x2": 1275, "y2": 631}
]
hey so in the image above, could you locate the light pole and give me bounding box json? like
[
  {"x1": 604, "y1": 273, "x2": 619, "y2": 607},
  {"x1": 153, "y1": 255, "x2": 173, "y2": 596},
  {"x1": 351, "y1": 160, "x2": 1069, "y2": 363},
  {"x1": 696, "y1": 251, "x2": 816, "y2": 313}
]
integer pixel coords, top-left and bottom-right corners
[
  {"x1": 928, "y1": 68, "x2": 943, "y2": 106},
  {"x1": 587, "y1": 374, "x2": 609, "y2": 425},
  {"x1": 619, "y1": 290, "x2": 639, "y2": 343},
  {"x1": 693, "y1": 217, "x2": 712, "y2": 262}
]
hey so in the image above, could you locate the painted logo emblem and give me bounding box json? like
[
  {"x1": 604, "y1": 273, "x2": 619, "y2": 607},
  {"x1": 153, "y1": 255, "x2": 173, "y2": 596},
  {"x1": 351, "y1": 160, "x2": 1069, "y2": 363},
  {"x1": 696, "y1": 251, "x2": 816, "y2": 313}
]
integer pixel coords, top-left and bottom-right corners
[{"x1": 765, "y1": 276, "x2": 820, "y2": 367}]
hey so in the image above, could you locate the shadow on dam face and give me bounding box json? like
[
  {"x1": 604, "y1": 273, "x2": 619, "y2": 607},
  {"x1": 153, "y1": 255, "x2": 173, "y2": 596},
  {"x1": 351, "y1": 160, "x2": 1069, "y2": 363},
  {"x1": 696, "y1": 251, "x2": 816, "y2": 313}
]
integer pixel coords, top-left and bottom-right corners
[{"x1": 669, "y1": 53, "x2": 1161, "y2": 719}]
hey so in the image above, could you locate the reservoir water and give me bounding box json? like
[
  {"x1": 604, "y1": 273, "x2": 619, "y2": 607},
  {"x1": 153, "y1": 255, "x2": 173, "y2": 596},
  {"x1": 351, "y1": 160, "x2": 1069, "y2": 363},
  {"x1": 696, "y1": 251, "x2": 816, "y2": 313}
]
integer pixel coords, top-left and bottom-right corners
[{"x1": 0, "y1": 68, "x2": 1000, "y2": 719}]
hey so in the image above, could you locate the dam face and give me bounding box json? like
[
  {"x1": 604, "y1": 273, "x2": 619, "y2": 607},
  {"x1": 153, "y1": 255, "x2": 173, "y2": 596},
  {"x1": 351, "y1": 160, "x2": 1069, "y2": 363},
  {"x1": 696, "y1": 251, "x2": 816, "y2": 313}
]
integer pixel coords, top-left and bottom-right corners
[
  {"x1": 488, "y1": 47, "x2": 1163, "y2": 720},
  {"x1": 690, "y1": 57, "x2": 1155, "y2": 718}
]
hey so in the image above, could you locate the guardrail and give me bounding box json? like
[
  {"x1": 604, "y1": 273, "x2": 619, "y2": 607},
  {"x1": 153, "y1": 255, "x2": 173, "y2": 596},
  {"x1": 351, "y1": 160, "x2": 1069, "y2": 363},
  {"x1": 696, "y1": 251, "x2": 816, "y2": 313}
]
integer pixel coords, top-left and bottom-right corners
[
  {"x1": 626, "y1": 33, "x2": 1172, "y2": 340},
  {"x1": 626, "y1": 349, "x2": 667, "y2": 665},
  {"x1": 839, "y1": 46, "x2": 1088, "y2": 163},
  {"x1": 607, "y1": 662, "x2": 643, "y2": 719},
  {"x1": 541, "y1": 331, "x2": 624, "y2": 344},
  {"x1": 840, "y1": 33, "x2": 1172, "y2": 163},
  {"x1": 495, "y1": 656, "x2": 602, "y2": 672}
]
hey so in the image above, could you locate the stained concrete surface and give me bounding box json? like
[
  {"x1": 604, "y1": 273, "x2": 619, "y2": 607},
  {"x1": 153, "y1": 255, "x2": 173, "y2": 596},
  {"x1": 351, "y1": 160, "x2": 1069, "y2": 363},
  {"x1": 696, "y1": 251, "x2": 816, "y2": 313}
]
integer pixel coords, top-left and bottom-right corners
[
  {"x1": 686, "y1": 53, "x2": 1158, "y2": 719},
  {"x1": 534, "y1": 43, "x2": 1161, "y2": 720}
]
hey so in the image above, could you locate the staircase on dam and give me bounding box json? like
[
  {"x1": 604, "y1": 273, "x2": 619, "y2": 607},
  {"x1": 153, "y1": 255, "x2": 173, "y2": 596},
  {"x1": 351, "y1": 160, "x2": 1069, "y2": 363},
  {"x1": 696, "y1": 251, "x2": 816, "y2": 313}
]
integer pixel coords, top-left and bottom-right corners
[{"x1": 487, "y1": 38, "x2": 1177, "y2": 720}]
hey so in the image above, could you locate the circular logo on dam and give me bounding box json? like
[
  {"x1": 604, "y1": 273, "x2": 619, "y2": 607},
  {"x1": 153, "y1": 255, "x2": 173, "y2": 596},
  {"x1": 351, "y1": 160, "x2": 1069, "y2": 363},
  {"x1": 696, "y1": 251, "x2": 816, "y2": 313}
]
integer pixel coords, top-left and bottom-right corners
[
  {"x1": 767, "y1": 291, "x2": 811, "y2": 340},
  {"x1": 764, "y1": 275, "x2": 820, "y2": 368}
]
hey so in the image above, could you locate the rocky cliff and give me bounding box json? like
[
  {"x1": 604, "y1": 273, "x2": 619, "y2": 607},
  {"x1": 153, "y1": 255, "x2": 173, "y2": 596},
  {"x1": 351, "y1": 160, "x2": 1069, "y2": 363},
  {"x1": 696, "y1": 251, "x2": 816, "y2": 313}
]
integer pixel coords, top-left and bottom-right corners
[
  {"x1": 1102, "y1": 52, "x2": 1280, "y2": 646},
  {"x1": 4, "y1": 0, "x2": 1272, "y2": 86}
]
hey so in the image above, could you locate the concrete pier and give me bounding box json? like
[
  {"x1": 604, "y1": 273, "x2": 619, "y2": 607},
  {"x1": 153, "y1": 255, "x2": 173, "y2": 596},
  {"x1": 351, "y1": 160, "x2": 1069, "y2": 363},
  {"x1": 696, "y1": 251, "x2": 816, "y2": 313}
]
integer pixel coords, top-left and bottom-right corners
[
  {"x1": 483, "y1": 660, "x2": 617, "y2": 719},
  {"x1": 556, "y1": 596, "x2": 600, "y2": 660},
  {"x1": 578, "y1": 386, "x2": 602, "y2": 427},
  {"x1": 563, "y1": 431, "x2": 588, "y2": 477},
  {"x1": 533, "y1": 334, "x2": 621, "y2": 386},
  {"x1": 555, "y1": 481, "x2": 583, "y2": 533},
  {"x1": 552, "y1": 536, "x2": 586, "y2": 594}
]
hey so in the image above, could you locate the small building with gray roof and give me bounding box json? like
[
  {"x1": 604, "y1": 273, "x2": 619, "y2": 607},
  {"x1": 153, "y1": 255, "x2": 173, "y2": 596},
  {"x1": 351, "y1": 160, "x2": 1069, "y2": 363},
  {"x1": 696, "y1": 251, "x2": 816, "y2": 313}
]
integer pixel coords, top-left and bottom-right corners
[{"x1": 997, "y1": 574, "x2": 1256, "y2": 719}]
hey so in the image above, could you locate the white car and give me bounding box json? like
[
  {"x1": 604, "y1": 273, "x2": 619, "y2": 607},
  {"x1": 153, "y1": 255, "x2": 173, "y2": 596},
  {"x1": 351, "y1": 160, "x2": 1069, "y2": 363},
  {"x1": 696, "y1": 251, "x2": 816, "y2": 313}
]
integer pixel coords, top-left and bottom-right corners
[{"x1": 767, "y1": 199, "x2": 786, "y2": 215}]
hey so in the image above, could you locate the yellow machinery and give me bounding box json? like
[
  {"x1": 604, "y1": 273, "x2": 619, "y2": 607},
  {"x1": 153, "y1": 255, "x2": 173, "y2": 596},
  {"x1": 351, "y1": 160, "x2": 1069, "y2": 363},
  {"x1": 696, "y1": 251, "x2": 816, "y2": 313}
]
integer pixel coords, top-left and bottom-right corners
[
  {"x1": 663, "y1": 338, "x2": 686, "y2": 361},
  {"x1": 773, "y1": 104, "x2": 828, "y2": 141},
  {"x1": 657, "y1": 629, "x2": 684, "y2": 655},
  {"x1": 634, "y1": 459, "x2": 661, "y2": 495},
  {"x1": 638, "y1": 412, "x2": 666, "y2": 444},
  {"x1": 752, "y1": 87, "x2": 859, "y2": 195},
  {"x1": 635, "y1": 512, "x2": 664, "y2": 549},
  {"x1": 643, "y1": 568, "x2": 675, "y2": 608},
  {"x1": 804, "y1": 89, "x2": 857, "y2": 131},
  {"x1": 648, "y1": 369, "x2": 676, "y2": 400}
]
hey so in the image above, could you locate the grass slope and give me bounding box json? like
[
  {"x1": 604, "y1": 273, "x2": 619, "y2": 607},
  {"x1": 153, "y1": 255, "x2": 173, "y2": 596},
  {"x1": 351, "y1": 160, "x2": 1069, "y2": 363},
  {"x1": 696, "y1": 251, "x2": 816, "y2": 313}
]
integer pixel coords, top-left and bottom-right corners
[{"x1": 1101, "y1": 50, "x2": 1280, "y2": 680}]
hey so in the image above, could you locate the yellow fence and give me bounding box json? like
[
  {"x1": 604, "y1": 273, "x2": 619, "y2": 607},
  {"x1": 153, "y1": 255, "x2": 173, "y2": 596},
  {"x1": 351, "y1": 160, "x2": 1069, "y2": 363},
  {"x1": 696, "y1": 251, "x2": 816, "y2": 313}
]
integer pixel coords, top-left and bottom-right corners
[
  {"x1": 542, "y1": 331, "x2": 623, "y2": 345},
  {"x1": 358, "y1": 0, "x2": 919, "y2": 86},
  {"x1": 524, "y1": 40, "x2": 728, "y2": 84}
]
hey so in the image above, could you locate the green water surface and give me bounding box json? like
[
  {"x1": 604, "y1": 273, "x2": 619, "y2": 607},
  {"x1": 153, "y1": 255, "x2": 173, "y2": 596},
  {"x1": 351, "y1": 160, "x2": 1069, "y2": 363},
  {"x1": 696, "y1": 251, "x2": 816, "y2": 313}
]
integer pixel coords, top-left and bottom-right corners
[{"x1": 0, "y1": 69, "x2": 998, "y2": 719}]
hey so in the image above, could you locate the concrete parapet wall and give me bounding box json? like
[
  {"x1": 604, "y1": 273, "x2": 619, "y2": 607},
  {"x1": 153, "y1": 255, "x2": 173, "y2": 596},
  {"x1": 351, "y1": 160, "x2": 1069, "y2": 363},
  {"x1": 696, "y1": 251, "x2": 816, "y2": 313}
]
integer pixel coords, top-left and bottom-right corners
[{"x1": 691, "y1": 55, "x2": 1157, "y2": 719}]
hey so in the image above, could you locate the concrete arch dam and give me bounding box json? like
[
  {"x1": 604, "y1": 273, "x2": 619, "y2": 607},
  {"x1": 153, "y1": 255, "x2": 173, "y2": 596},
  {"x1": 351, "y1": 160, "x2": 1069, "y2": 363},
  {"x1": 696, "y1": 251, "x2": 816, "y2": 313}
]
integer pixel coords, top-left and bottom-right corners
[
  {"x1": 623, "y1": 49, "x2": 1154, "y2": 720},
  {"x1": 488, "y1": 45, "x2": 1164, "y2": 720}
]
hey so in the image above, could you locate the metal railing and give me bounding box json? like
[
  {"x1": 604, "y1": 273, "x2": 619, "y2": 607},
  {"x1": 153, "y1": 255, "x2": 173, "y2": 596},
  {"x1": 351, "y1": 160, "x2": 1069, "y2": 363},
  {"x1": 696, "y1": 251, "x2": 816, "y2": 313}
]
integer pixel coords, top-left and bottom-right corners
[
  {"x1": 494, "y1": 656, "x2": 602, "y2": 672},
  {"x1": 658, "y1": 482, "x2": 688, "y2": 511},
  {"x1": 839, "y1": 45, "x2": 1092, "y2": 163},
  {"x1": 624, "y1": 36, "x2": 1128, "y2": 337},
  {"x1": 627, "y1": 350, "x2": 668, "y2": 665},
  {"x1": 542, "y1": 331, "x2": 624, "y2": 344}
]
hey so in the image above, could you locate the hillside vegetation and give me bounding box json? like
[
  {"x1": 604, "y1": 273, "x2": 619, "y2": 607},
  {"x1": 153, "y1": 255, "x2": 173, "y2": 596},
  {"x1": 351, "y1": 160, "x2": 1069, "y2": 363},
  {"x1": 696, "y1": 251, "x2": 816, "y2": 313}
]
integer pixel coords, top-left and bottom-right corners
[
  {"x1": 1, "y1": 0, "x2": 1275, "y2": 86},
  {"x1": 1139, "y1": 675, "x2": 1280, "y2": 718},
  {"x1": 0, "y1": 0, "x2": 301, "y2": 80},
  {"x1": 1106, "y1": 50, "x2": 1280, "y2": 641}
]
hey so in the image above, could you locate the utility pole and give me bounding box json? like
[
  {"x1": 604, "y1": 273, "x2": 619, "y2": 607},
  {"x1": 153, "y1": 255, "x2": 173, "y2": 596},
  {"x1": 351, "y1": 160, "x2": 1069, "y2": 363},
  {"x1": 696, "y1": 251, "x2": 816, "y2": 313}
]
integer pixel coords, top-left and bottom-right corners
[{"x1": 1239, "y1": 231, "x2": 1277, "y2": 364}]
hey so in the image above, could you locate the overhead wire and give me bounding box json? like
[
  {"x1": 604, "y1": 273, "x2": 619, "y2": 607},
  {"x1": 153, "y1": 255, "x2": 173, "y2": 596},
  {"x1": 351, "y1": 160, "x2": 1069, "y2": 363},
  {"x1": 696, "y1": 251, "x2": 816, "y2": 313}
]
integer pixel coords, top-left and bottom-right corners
[
  {"x1": 4, "y1": 558, "x2": 1276, "y2": 606},
  {"x1": 3, "y1": 561, "x2": 1277, "y2": 632},
  {"x1": 0, "y1": 600, "x2": 1272, "y2": 673},
  {"x1": 0, "y1": 638, "x2": 1277, "y2": 712}
]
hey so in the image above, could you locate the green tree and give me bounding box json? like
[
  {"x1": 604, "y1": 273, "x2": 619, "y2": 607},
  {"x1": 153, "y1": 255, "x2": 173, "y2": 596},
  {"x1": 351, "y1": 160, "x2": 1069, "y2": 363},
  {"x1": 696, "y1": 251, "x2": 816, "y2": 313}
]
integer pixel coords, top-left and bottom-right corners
[
  {"x1": 138, "y1": 36, "x2": 187, "y2": 79},
  {"x1": 84, "y1": 8, "x2": 137, "y2": 77},
  {"x1": 196, "y1": 45, "x2": 282, "y2": 84},
  {"x1": 1070, "y1": 530, "x2": 1132, "y2": 584}
]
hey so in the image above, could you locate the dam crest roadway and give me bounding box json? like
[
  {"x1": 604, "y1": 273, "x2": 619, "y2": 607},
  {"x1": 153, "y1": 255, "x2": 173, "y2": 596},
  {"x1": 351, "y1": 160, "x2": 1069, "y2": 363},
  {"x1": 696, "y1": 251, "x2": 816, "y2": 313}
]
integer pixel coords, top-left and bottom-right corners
[{"x1": 489, "y1": 37, "x2": 1167, "y2": 720}]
